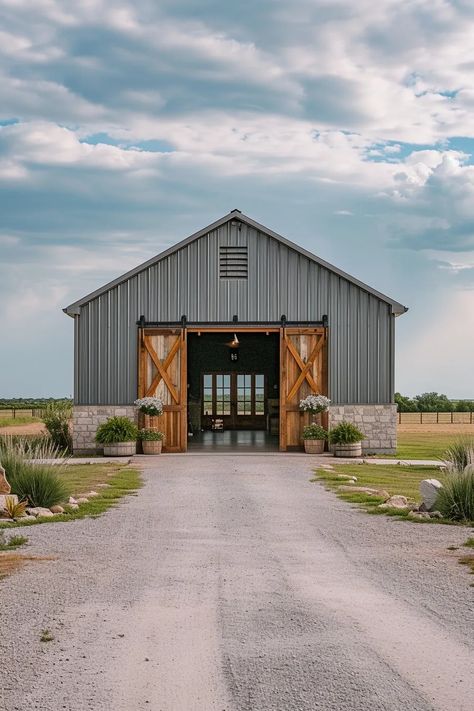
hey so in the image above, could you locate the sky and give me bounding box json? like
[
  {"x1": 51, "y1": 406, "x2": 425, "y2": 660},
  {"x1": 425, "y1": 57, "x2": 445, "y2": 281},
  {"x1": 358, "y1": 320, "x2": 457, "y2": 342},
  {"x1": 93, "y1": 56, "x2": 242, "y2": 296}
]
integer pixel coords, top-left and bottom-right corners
[{"x1": 0, "y1": 0, "x2": 473, "y2": 399}]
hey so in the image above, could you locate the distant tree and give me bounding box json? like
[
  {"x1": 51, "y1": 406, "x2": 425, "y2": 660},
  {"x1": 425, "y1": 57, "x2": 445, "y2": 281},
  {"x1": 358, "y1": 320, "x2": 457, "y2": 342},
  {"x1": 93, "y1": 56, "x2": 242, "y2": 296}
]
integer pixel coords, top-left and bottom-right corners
[
  {"x1": 414, "y1": 392, "x2": 452, "y2": 412},
  {"x1": 455, "y1": 400, "x2": 474, "y2": 412},
  {"x1": 394, "y1": 392, "x2": 418, "y2": 412}
]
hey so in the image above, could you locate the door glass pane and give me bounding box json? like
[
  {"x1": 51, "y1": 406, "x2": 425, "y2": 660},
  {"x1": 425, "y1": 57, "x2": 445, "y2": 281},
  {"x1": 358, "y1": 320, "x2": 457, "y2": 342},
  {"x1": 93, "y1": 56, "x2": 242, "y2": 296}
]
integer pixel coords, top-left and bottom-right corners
[
  {"x1": 255, "y1": 374, "x2": 264, "y2": 414},
  {"x1": 204, "y1": 374, "x2": 212, "y2": 388}
]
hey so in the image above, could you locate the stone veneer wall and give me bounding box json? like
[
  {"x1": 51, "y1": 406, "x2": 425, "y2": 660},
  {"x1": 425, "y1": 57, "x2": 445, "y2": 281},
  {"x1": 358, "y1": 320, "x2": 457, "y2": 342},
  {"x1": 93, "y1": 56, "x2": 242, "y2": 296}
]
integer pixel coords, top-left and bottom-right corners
[
  {"x1": 73, "y1": 405, "x2": 137, "y2": 454},
  {"x1": 328, "y1": 404, "x2": 397, "y2": 454}
]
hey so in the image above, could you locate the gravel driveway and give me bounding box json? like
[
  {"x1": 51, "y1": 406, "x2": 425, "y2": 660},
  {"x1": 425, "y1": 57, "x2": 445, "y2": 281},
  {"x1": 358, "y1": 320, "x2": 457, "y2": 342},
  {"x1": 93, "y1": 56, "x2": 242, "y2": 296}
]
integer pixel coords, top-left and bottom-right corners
[{"x1": 1, "y1": 454, "x2": 473, "y2": 711}]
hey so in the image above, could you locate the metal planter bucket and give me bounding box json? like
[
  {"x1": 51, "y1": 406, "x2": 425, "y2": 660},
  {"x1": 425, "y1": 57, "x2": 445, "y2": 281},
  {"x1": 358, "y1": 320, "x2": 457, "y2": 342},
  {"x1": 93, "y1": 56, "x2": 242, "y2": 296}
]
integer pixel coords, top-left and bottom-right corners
[
  {"x1": 334, "y1": 442, "x2": 362, "y2": 458},
  {"x1": 103, "y1": 441, "x2": 136, "y2": 457}
]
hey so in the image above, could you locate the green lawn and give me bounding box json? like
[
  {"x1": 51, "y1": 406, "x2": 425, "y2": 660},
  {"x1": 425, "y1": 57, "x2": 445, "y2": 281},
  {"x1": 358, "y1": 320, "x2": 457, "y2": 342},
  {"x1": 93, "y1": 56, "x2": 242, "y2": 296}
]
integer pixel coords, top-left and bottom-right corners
[
  {"x1": 0, "y1": 416, "x2": 41, "y2": 428},
  {"x1": 0, "y1": 463, "x2": 142, "y2": 528},
  {"x1": 395, "y1": 431, "x2": 474, "y2": 460},
  {"x1": 316, "y1": 463, "x2": 445, "y2": 502}
]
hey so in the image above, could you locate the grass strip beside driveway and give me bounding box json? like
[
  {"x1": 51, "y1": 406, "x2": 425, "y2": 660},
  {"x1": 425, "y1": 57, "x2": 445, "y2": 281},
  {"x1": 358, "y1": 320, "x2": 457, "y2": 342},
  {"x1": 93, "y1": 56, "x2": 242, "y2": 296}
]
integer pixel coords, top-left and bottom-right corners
[
  {"x1": 312, "y1": 463, "x2": 448, "y2": 520},
  {"x1": 0, "y1": 463, "x2": 142, "y2": 529}
]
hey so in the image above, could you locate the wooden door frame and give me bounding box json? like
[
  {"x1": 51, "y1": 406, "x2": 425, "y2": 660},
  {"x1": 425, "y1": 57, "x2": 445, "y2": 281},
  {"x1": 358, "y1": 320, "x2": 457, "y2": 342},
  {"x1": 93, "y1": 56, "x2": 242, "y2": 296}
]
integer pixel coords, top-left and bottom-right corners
[
  {"x1": 200, "y1": 371, "x2": 267, "y2": 429},
  {"x1": 138, "y1": 326, "x2": 187, "y2": 453},
  {"x1": 279, "y1": 326, "x2": 328, "y2": 451}
]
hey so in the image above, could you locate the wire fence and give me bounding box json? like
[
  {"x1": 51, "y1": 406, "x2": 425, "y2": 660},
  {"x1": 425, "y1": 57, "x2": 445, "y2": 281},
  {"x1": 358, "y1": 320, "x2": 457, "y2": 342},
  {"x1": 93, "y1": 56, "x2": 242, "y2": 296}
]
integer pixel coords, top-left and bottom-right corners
[
  {"x1": 0, "y1": 408, "x2": 45, "y2": 419},
  {"x1": 399, "y1": 411, "x2": 474, "y2": 424}
]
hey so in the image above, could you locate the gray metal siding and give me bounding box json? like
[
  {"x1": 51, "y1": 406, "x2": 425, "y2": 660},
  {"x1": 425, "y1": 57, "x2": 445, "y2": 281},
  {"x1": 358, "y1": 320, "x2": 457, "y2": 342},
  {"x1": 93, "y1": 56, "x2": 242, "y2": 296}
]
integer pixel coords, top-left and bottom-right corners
[{"x1": 74, "y1": 220, "x2": 395, "y2": 405}]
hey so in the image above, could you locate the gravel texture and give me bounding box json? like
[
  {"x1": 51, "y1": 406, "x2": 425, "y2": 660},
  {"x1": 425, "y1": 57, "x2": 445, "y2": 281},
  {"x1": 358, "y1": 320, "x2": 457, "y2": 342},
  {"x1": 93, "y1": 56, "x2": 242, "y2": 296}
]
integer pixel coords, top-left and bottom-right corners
[{"x1": 1, "y1": 454, "x2": 473, "y2": 711}]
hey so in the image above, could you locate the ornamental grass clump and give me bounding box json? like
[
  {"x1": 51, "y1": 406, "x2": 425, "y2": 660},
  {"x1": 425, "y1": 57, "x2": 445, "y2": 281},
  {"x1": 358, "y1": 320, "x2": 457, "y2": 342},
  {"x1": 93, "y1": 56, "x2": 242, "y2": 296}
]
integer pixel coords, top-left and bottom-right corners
[
  {"x1": 0, "y1": 440, "x2": 69, "y2": 508},
  {"x1": 95, "y1": 416, "x2": 138, "y2": 444},
  {"x1": 329, "y1": 421, "x2": 364, "y2": 444},
  {"x1": 134, "y1": 397, "x2": 164, "y2": 417},
  {"x1": 436, "y1": 440, "x2": 474, "y2": 522}
]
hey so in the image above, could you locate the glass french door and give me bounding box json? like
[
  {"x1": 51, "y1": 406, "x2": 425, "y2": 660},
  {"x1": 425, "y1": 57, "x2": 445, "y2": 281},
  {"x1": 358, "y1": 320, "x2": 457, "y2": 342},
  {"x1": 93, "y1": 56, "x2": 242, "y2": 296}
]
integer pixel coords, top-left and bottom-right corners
[{"x1": 202, "y1": 373, "x2": 266, "y2": 429}]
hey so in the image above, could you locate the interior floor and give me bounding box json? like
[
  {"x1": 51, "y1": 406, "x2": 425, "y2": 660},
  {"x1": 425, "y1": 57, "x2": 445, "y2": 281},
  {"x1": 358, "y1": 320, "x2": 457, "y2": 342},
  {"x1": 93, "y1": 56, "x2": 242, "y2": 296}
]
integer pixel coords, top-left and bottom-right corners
[{"x1": 187, "y1": 430, "x2": 279, "y2": 452}]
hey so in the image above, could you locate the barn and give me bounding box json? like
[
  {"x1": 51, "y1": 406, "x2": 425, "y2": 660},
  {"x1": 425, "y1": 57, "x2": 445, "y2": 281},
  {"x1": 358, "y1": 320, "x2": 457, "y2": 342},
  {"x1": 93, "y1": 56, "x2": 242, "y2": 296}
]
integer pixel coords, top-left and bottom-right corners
[{"x1": 64, "y1": 210, "x2": 407, "y2": 454}]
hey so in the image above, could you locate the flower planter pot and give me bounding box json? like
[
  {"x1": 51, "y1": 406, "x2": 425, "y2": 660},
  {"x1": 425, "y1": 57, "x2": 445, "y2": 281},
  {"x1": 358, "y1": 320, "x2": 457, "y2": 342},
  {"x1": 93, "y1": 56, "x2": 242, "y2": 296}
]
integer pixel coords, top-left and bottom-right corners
[
  {"x1": 304, "y1": 439, "x2": 325, "y2": 454},
  {"x1": 334, "y1": 442, "x2": 362, "y2": 458},
  {"x1": 103, "y1": 441, "x2": 136, "y2": 457},
  {"x1": 142, "y1": 440, "x2": 163, "y2": 455}
]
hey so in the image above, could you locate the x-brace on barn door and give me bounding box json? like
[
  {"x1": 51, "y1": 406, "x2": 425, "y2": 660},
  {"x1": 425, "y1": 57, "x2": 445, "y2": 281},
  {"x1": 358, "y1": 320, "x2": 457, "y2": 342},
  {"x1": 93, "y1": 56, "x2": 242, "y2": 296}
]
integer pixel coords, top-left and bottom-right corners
[
  {"x1": 138, "y1": 328, "x2": 187, "y2": 452},
  {"x1": 279, "y1": 327, "x2": 328, "y2": 450}
]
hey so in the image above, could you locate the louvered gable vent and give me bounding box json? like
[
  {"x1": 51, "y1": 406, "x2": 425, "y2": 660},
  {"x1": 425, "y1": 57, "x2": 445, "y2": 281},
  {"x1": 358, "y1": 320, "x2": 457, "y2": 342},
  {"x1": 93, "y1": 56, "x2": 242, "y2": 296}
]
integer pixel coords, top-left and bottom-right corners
[{"x1": 219, "y1": 245, "x2": 248, "y2": 279}]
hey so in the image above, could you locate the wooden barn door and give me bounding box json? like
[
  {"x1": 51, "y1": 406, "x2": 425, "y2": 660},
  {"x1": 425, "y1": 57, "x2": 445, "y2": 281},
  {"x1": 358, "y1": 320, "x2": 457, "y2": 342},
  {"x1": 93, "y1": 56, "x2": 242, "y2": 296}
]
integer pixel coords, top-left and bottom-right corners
[
  {"x1": 279, "y1": 327, "x2": 327, "y2": 451},
  {"x1": 138, "y1": 328, "x2": 187, "y2": 452}
]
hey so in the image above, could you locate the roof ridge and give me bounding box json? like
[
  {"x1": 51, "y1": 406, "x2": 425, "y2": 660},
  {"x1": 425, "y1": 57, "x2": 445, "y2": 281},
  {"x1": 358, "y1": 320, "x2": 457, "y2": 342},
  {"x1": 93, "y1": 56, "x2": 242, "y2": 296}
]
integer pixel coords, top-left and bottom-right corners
[{"x1": 64, "y1": 210, "x2": 408, "y2": 316}]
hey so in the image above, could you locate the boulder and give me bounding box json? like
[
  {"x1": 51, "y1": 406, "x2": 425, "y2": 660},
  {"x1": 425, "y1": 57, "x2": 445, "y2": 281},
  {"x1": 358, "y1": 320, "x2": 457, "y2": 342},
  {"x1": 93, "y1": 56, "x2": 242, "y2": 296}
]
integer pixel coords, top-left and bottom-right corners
[
  {"x1": 26, "y1": 507, "x2": 54, "y2": 518},
  {"x1": 384, "y1": 495, "x2": 409, "y2": 509},
  {"x1": 419, "y1": 479, "x2": 443, "y2": 511},
  {"x1": 0, "y1": 464, "x2": 11, "y2": 494},
  {"x1": 50, "y1": 505, "x2": 65, "y2": 514}
]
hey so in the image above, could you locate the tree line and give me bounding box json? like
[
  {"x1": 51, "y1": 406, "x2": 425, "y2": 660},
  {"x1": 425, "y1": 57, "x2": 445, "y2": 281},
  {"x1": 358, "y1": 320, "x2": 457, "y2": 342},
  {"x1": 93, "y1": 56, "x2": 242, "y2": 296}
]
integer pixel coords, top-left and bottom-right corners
[{"x1": 395, "y1": 392, "x2": 474, "y2": 412}]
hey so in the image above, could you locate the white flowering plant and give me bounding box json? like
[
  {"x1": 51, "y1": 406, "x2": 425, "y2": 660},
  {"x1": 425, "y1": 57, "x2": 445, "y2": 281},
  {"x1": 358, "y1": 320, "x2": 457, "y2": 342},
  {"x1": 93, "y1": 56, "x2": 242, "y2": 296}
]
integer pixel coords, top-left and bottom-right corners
[
  {"x1": 134, "y1": 396, "x2": 164, "y2": 416},
  {"x1": 299, "y1": 394, "x2": 331, "y2": 414}
]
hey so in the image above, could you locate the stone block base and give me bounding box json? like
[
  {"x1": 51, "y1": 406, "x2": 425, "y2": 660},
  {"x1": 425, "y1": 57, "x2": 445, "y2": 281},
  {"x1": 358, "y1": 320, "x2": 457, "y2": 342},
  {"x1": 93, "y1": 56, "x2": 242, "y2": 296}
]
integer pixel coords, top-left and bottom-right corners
[
  {"x1": 72, "y1": 405, "x2": 136, "y2": 454},
  {"x1": 328, "y1": 404, "x2": 397, "y2": 454}
]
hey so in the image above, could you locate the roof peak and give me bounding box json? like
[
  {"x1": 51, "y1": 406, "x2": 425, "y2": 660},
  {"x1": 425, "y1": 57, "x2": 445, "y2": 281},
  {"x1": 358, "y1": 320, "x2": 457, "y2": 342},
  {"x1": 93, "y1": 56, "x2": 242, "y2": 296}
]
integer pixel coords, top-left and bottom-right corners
[{"x1": 64, "y1": 209, "x2": 408, "y2": 316}]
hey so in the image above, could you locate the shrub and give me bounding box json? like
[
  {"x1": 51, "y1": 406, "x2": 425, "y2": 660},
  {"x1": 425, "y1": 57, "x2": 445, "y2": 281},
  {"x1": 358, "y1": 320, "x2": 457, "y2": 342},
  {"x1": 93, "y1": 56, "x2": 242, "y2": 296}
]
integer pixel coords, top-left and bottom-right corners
[
  {"x1": 437, "y1": 440, "x2": 474, "y2": 522},
  {"x1": 302, "y1": 424, "x2": 327, "y2": 440},
  {"x1": 3, "y1": 496, "x2": 28, "y2": 519},
  {"x1": 436, "y1": 468, "x2": 474, "y2": 523},
  {"x1": 329, "y1": 421, "x2": 364, "y2": 444},
  {"x1": 138, "y1": 429, "x2": 164, "y2": 441},
  {"x1": 8, "y1": 464, "x2": 69, "y2": 508},
  {"x1": 42, "y1": 401, "x2": 72, "y2": 452},
  {"x1": 443, "y1": 438, "x2": 474, "y2": 470},
  {"x1": 95, "y1": 417, "x2": 138, "y2": 444}
]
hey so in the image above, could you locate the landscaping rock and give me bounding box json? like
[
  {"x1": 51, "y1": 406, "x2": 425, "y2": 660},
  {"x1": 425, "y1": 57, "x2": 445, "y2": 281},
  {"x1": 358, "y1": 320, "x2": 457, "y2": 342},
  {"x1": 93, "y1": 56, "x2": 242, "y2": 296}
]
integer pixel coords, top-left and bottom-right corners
[
  {"x1": 419, "y1": 479, "x2": 443, "y2": 511},
  {"x1": 76, "y1": 497, "x2": 89, "y2": 504},
  {"x1": 68, "y1": 496, "x2": 78, "y2": 504},
  {"x1": 336, "y1": 474, "x2": 358, "y2": 482},
  {"x1": 428, "y1": 510, "x2": 443, "y2": 519},
  {"x1": 338, "y1": 485, "x2": 381, "y2": 496},
  {"x1": 408, "y1": 511, "x2": 431, "y2": 520},
  {"x1": 0, "y1": 465, "x2": 11, "y2": 494},
  {"x1": 50, "y1": 505, "x2": 65, "y2": 514},
  {"x1": 86, "y1": 491, "x2": 99, "y2": 497},
  {"x1": 26, "y1": 507, "x2": 54, "y2": 518},
  {"x1": 384, "y1": 495, "x2": 409, "y2": 509},
  {"x1": 67, "y1": 503, "x2": 79, "y2": 510}
]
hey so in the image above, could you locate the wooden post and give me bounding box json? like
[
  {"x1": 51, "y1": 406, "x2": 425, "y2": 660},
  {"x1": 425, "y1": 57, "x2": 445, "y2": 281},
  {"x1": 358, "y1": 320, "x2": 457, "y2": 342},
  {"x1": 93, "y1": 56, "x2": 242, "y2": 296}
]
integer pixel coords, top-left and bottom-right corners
[{"x1": 279, "y1": 328, "x2": 287, "y2": 451}]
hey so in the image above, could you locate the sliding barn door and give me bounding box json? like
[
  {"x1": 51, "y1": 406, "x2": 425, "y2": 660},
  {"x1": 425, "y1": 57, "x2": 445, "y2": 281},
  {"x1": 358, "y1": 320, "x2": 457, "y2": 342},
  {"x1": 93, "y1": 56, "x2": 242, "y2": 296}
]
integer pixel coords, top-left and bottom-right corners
[
  {"x1": 138, "y1": 328, "x2": 187, "y2": 452},
  {"x1": 279, "y1": 327, "x2": 327, "y2": 450}
]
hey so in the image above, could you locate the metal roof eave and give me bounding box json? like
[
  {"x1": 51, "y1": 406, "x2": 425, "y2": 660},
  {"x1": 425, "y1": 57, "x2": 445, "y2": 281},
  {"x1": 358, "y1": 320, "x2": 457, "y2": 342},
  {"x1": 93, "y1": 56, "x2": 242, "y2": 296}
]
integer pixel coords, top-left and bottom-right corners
[{"x1": 63, "y1": 209, "x2": 408, "y2": 317}]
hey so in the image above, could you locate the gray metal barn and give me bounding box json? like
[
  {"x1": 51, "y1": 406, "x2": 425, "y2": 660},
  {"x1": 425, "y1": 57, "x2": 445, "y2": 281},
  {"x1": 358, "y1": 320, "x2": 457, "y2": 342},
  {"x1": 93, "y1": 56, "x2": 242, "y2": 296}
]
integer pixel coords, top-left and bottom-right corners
[{"x1": 64, "y1": 210, "x2": 407, "y2": 453}]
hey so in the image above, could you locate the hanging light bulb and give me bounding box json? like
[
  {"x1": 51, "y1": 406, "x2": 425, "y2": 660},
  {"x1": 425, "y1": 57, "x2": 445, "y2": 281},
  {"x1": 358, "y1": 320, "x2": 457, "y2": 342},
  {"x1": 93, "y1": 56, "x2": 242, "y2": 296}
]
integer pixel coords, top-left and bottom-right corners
[{"x1": 232, "y1": 333, "x2": 239, "y2": 347}]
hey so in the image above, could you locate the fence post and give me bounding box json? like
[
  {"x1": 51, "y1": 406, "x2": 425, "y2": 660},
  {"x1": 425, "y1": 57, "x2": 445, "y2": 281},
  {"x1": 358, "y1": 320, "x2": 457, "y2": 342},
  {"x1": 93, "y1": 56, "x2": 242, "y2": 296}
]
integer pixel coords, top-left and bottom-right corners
[
  {"x1": 451, "y1": 411, "x2": 453, "y2": 424},
  {"x1": 437, "y1": 411, "x2": 439, "y2": 423},
  {"x1": 13, "y1": 407, "x2": 16, "y2": 419},
  {"x1": 420, "y1": 412, "x2": 423, "y2": 424}
]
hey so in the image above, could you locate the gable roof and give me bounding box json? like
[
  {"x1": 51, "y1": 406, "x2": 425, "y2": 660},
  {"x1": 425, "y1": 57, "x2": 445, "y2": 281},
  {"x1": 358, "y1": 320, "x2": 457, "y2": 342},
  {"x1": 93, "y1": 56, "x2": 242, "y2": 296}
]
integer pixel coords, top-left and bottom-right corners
[{"x1": 64, "y1": 209, "x2": 408, "y2": 316}]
